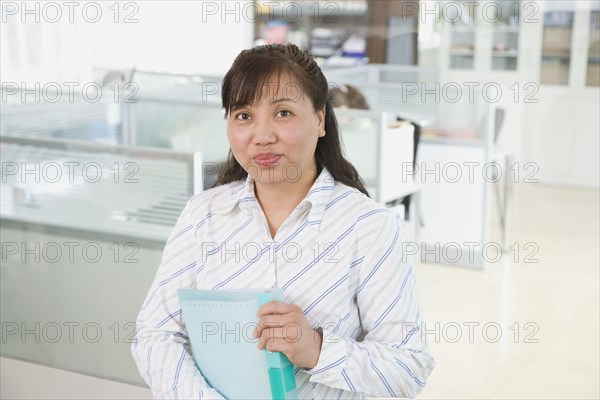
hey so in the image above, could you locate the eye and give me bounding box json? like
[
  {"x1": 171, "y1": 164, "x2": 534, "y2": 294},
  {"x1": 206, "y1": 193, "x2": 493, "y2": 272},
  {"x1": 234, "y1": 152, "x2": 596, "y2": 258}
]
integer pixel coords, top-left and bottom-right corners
[
  {"x1": 277, "y1": 110, "x2": 292, "y2": 118},
  {"x1": 234, "y1": 112, "x2": 251, "y2": 121}
]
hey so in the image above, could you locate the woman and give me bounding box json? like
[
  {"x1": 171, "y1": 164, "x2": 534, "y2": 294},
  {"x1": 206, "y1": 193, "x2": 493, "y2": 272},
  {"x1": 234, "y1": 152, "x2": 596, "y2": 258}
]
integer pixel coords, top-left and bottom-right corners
[
  {"x1": 329, "y1": 83, "x2": 370, "y2": 110},
  {"x1": 132, "y1": 43, "x2": 434, "y2": 399}
]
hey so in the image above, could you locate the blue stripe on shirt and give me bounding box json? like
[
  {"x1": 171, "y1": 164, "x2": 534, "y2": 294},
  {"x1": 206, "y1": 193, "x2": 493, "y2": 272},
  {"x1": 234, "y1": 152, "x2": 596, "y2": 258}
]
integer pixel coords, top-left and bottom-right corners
[
  {"x1": 370, "y1": 360, "x2": 396, "y2": 396},
  {"x1": 311, "y1": 355, "x2": 346, "y2": 375},
  {"x1": 304, "y1": 272, "x2": 349, "y2": 314},
  {"x1": 394, "y1": 357, "x2": 426, "y2": 387},
  {"x1": 357, "y1": 221, "x2": 399, "y2": 294},
  {"x1": 373, "y1": 267, "x2": 413, "y2": 329},
  {"x1": 342, "y1": 370, "x2": 356, "y2": 392},
  {"x1": 172, "y1": 346, "x2": 187, "y2": 399},
  {"x1": 167, "y1": 224, "x2": 193, "y2": 245}
]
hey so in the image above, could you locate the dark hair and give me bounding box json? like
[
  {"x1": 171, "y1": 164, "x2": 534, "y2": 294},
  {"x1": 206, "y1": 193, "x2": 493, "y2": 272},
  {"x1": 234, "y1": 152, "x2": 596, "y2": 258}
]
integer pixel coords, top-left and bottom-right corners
[
  {"x1": 214, "y1": 43, "x2": 369, "y2": 197},
  {"x1": 101, "y1": 70, "x2": 125, "y2": 88},
  {"x1": 330, "y1": 83, "x2": 370, "y2": 110}
]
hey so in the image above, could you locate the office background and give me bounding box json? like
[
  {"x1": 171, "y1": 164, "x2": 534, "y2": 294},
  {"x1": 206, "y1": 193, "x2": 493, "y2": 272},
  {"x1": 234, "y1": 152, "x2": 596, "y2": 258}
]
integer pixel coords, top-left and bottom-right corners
[{"x1": 1, "y1": 1, "x2": 599, "y2": 398}]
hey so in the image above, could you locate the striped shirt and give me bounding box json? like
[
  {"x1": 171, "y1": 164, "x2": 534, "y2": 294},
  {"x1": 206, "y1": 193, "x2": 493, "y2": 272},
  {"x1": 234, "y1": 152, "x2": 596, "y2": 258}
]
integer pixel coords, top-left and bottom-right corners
[{"x1": 131, "y1": 167, "x2": 434, "y2": 399}]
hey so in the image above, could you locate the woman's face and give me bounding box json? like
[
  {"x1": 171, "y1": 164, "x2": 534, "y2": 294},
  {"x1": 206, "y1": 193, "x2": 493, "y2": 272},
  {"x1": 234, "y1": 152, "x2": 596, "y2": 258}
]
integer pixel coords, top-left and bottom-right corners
[{"x1": 226, "y1": 74, "x2": 325, "y2": 187}]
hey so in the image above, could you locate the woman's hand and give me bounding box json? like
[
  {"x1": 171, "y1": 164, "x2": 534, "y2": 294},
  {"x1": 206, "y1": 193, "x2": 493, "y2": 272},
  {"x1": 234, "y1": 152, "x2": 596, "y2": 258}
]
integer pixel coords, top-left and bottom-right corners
[{"x1": 253, "y1": 301, "x2": 323, "y2": 370}]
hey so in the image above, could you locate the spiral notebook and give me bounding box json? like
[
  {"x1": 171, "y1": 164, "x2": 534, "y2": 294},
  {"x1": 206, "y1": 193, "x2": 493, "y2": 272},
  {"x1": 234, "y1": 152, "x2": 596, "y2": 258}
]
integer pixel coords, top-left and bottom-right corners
[{"x1": 178, "y1": 288, "x2": 298, "y2": 400}]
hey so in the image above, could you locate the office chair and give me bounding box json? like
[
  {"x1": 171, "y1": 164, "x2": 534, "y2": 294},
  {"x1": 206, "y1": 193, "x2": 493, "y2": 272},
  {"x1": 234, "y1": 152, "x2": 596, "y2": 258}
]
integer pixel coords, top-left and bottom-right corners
[
  {"x1": 493, "y1": 107, "x2": 506, "y2": 227},
  {"x1": 494, "y1": 108, "x2": 505, "y2": 144},
  {"x1": 397, "y1": 116, "x2": 421, "y2": 221}
]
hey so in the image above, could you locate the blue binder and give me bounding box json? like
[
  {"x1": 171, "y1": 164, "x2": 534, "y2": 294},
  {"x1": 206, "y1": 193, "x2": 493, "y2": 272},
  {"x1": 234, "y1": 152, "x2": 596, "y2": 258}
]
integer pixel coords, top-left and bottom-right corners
[{"x1": 178, "y1": 288, "x2": 298, "y2": 400}]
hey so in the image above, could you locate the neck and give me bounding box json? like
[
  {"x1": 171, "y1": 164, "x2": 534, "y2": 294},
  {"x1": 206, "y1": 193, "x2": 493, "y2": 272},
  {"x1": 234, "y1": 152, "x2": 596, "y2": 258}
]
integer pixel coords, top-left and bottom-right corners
[{"x1": 254, "y1": 169, "x2": 317, "y2": 212}]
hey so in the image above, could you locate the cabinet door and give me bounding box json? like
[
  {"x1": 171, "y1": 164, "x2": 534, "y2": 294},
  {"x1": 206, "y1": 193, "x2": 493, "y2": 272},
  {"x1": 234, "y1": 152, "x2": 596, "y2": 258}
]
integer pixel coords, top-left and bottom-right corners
[
  {"x1": 572, "y1": 92, "x2": 600, "y2": 185},
  {"x1": 540, "y1": 10, "x2": 574, "y2": 85},
  {"x1": 586, "y1": 10, "x2": 600, "y2": 86},
  {"x1": 448, "y1": 1, "x2": 478, "y2": 70},
  {"x1": 418, "y1": 143, "x2": 487, "y2": 263},
  {"x1": 490, "y1": 1, "x2": 522, "y2": 71}
]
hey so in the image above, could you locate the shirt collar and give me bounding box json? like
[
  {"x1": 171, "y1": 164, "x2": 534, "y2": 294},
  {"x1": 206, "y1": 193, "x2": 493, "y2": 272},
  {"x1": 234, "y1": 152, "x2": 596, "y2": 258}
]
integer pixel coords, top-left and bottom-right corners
[{"x1": 234, "y1": 167, "x2": 336, "y2": 231}]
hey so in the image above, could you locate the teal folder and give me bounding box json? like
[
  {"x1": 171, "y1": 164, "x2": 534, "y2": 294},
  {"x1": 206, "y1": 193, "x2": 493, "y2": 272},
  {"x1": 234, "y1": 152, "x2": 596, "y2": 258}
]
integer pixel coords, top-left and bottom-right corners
[{"x1": 178, "y1": 288, "x2": 298, "y2": 400}]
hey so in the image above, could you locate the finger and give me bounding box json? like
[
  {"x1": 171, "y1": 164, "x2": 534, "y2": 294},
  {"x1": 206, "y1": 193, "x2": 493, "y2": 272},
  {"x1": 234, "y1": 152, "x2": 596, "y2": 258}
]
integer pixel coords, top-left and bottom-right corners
[
  {"x1": 255, "y1": 319, "x2": 303, "y2": 342},
  {"x1": 257, "y1": 314, "x2": 296, "y2": 329},
  {"x1": 258, "y1": 333, "x2": 292, "y2": 355},
  {"x1": 257, "y1": 325, "x2": 302, "y2": 349},
  {"x1": 257, "y1": 327, "x2": 282, "y2": 349},
  {"x1": 264, "y1": 337, "x2": 290, "y2": 355},
  {"x1": 258, "y1": 325, "x2": 296, "y2": 349},
  {"x1": 257, "y1": 301, "x2": 301, "y2": 317},
  {"x1": 254, "y1": 317, "x2": 283, "y2": 339}
]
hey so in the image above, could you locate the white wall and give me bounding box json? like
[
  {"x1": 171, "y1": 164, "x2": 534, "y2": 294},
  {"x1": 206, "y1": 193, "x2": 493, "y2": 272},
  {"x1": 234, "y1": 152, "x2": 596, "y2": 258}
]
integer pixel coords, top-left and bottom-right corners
[
  {"x1": 91, "y1": 1, "x2": 255, "y2": 75},
  {"x1": 1, "y1": 1, "x2": 255, "y2": 84}
]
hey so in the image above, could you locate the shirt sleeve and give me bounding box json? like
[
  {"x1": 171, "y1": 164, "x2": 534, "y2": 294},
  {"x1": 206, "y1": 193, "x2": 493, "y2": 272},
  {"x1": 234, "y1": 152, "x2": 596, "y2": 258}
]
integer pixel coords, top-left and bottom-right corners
[
  {"x1": 131, "y1": 199, "x2": 225, "y2": 399},
  {"x1": 305, "y1": 210, "x2": 435, "y2": 398}
]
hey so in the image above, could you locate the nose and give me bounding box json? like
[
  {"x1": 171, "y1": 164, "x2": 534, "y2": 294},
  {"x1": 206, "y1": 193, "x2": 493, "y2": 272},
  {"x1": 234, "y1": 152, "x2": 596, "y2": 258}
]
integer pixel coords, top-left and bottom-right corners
[{"x1": 252, "y1": 118, "x2": 277, "y2": 145}]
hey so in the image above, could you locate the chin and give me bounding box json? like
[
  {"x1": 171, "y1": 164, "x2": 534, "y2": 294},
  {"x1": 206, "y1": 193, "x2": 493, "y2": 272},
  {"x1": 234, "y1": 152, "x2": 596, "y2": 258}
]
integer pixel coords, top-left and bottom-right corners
[{"x1": 253, "y1": 174, "x2": 288, "y2": 185}]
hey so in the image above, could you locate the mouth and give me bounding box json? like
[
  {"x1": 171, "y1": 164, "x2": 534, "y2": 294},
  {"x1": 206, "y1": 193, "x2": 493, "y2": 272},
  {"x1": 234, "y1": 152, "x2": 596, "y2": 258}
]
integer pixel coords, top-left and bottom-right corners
[{"x1": 253, "y1": 153, "x2": 282, "y2": 167}]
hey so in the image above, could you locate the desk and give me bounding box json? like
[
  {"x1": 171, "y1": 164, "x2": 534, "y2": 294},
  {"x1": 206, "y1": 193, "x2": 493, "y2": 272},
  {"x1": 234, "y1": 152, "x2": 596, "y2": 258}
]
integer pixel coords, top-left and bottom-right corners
[{"x1": 417, "y1": 139, "x2": 516, "y2": 268}]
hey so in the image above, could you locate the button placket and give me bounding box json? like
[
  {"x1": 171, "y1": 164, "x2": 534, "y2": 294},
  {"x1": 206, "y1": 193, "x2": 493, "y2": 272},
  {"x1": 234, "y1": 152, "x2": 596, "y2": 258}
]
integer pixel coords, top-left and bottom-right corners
[{"x1": 271, "y1": 213, "x2": 299, "y2": 288}]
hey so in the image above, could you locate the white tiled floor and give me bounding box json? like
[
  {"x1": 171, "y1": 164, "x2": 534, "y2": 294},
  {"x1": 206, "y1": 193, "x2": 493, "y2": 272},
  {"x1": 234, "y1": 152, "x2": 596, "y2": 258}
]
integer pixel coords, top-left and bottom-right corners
[
  {"x1": 0, "y1": 357, "x2": 152, "y2": 399},
  {"x1": 416, "y1": 183, "x2": 600, "y2": 399}
]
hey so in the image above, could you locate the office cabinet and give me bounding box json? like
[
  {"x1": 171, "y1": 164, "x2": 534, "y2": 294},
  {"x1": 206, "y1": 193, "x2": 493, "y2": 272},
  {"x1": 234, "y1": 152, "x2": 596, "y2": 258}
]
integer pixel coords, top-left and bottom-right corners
[
  {"x1": 586, "y1": 10, "x2": 600, "y2": 86},
  {"x1": 441, "y1": 0, "x2": 525, "y2": 74},
  {"x1": 539, "y1": 11, "x2": 574, "y2": 85},
  {"x1": 521, "y1": 1, "x2": 600, "y2": 187},
  {"x1": 438, "y1": 1, "x2": 599, "y2": 187}
]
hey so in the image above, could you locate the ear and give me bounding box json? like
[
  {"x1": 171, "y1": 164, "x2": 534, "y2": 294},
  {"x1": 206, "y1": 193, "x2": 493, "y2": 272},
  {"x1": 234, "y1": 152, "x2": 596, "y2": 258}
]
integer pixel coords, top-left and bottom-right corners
[{"x1": 316, "y1": 107, "x2": 326, "y2": 137}]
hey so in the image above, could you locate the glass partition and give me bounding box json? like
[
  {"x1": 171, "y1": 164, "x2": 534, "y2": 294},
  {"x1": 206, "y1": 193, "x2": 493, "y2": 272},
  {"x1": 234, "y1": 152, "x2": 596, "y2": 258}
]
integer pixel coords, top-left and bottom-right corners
[
  {"x1": 0, "y1": 89, "x2": 120, "y2": 144},
  {"x1": 324, "y1": 65, "x2": 441, "y2": 127},
  {"x1": 421, "y1": 91, "x2": 490, "y2": 144},
  {"x1": 0, "y1": 70, "x2": 231, "y2": 385},
  {"x1": 0, "y1": 135, "x2": 195, "y2": 384},
  {"x1": 334, "y1": 109, "x2": 417, "y2": 204},
  {"x1": 132, "y1": 100, "x2": 229, "y2": 162},
  {"x1": 325, "y1": 64, "x2": 491, "y2": 145},
  {"x1": 335, "y1": 110, "x2": 379, "y2": 188}
]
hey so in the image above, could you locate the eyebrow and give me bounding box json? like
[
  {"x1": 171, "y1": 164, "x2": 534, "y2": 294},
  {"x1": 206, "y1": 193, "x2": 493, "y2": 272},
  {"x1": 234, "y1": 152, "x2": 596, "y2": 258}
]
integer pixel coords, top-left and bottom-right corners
[
  {"x1": 270, "y1": 98, "x2": 296, "y2": 104},
  {"x1": 230, "y1": 97, "x2": 296, "y2": 113}
]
